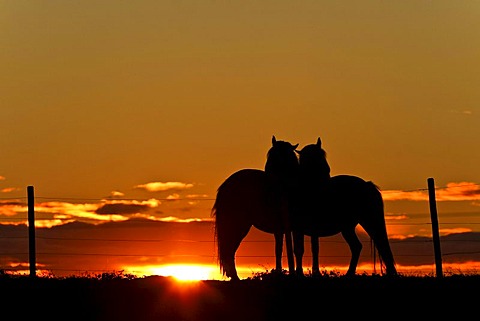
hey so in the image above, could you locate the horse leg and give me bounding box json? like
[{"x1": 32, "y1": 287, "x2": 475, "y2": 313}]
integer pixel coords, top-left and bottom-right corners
[
  {"x1": 220, "y1": 243, "x2": 241, "y2": 281},
  {"x1": 274, "y1": 232, "x2": 284, "y2": 273},
  {"x1": 341, "y1": 228, "x2": 362, "y2": 276},
  {"x1": 224, "y1": 259, "x2": 240, "y2": 281},
  {"x1": 219, "y1": 223, "x2": 251, "y2": 281},
  {"x1": 311, "y1": 235, "x2": 320, "y2": 276},
  {"x1": 293, "y1": 231, "x2": 305, "y2": 276},
  {"x1": 274, "y1": 231, "x2": 295, "y2": 276},
  {"x1": 285, "y1": 230, "x2": 295, "y2": 275}
]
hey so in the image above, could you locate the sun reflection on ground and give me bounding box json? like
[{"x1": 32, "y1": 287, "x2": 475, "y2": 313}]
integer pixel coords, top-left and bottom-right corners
[
  {"x1": 123, "y1": 264, "x2": 227, "y2": 281},
  {"x1": 122, "y1": 264, "x2": 276, "y2": 281},
  {"x1": 121, "y1": 262, "x2": 480, "y2": 281},
  {"x1": 153, "y1": 265, "x2": 214, "y2": 281}
]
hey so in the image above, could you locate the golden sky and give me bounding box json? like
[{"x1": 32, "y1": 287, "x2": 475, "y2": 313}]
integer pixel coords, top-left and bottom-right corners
[{"x1": 1, "y1": 1, "x2": 479, "y2": 279}]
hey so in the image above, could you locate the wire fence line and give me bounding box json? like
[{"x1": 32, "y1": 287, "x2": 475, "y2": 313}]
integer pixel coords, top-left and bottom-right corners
[
  {"x1": 1, "y1": 225, "x2": 480, "y2": 270},
  {"x1": 1, "y1": 240, "x2": 480, "y2": 257},
  {"x1": 1, "y1": 181, "x2": 480, "y2": 277},
  {"x1": 2, "y1": 234, "x2": 480, "y2": 244}
]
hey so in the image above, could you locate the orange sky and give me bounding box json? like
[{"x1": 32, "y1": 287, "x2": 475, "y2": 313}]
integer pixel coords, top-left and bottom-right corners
[{"x1": 1, "y1": 1, "x2": 480, "y2": 279}]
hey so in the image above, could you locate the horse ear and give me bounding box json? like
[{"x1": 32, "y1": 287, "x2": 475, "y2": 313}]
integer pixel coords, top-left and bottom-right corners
[
  {"x1": 316, "y1": 137, "x2": 322, "y2": 147},
  {"x1": 292, "y1": 143, "x2": 299, "y2": 150},
  {"x1": 272, "y1": 135, "x2": 277, "y2": 145}
]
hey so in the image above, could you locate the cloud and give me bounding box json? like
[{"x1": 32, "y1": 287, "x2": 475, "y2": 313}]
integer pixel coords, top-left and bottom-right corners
[
  {"x1": 33, "y1": 201, "x2": 128, "y2": 225},
  {"x1": 134, "y1": 182, "x2": 194, "y2": 192},
  {"x1": 95, "y1": 199, "x2": 160, "y2": 215},
  {"x1": 109, "y1": 191, "x2": 125, "y2": 197},
  {"x1": 0, "y1": 194, "x2": 206, "y2": 227},
  {"x1": 95, "y1": 203, "x2": 151, "y2": 214},
  {"x1": 158, "y1": 216, "x2": 206, "y2": 223},
  {"x1": 382, "y1": 182, "x2": 480, "y2": 202},
  {"x1": 436, "y1": 182, "x2": 480, "y2": 201},
  {"x1": 385, "y1": 214, "x2": 409, "y2": 221},
  {"x1": 0, "y1": 200, "x2": 26, "y2": 216},
  {"x1": 382, "y1": 189, "x2": 427, "y2": 201},
  {"x1": 0, "y1": 198, "x2": 159, "y2": 226},
  {"x1": 1, "y1": 187, "x2": 19, "y2": 193},
  {"x1": 186, "y1": 194, "x2": 210, "y2": 199},
  {"x1": 439, "y1": 227, "x2": 473, "y2": 236},
  {"x1": 450, "y1": 109, "x2": 473, "y2": 115}
]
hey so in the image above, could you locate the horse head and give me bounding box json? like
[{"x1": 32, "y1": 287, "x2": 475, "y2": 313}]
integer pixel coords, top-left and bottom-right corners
[
  {"x1": 265, "y1": 135, "x2": 300, "y2": 189},
  {"x1": 296, "y1": 137, "x2": 331, "y2": 184}
]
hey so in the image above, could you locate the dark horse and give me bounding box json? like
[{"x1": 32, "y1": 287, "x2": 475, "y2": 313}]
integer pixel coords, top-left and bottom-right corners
[
  {"x1": 211, "y1": 136, "x2": 299, "y2": 281},
  {"x1": 292, "y1": 138, "x2": 398, "y2": 276}
]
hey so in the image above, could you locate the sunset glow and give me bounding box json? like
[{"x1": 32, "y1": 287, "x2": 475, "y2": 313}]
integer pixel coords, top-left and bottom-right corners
[{"x1": 125, "y1": 264, "x2": 225, "y2": 281}]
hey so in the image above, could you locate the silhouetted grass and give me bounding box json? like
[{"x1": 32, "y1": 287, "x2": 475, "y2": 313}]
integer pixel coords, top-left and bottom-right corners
[{"x1": 1, "y1": 269, "x2": 478, "y2": 320}]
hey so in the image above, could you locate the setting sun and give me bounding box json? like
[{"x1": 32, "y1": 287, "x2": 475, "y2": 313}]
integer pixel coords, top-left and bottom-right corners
[{"x1": 124, "y1": 264, "x2": 225, "y2": 281}]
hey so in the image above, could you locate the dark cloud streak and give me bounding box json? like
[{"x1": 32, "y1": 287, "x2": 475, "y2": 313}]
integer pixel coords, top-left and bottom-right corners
[{"x1": 95, "y1": 203, "x2": 151, "y2": 215}]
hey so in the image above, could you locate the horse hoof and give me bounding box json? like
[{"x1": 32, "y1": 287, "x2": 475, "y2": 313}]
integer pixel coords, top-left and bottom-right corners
[
  {"x1": 312, "y1": 270, "x2": 321, "y2": 278},
  {"x1": 295, "y1": 270, "x2": 305, "y2": 278}
]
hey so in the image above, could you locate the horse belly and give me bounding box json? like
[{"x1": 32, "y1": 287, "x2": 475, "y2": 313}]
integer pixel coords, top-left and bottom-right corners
[
  {"x1": 296, "y1": 198, "x2": 358, "y2": 237},
  {"x1": 300, "y1": 216, "x2": 347, "y2": 237},
  {"x1": 249, "y1": 194, "x2": 285, "y2": 233}
]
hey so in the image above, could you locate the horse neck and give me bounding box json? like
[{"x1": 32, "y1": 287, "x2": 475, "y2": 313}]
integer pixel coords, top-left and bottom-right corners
[
  {"x1": 300, "y1": 166, "x2": 330, "y2": 190},
  {"x1": 266, "y1": 167, "x2": 298, "y2": 187},
  {"x1": 265, "y1": 161, "x2": 299, "y2": 192}
]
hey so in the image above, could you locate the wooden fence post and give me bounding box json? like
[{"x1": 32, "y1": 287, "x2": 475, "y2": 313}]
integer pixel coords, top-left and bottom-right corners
[
  {"x1": 27, "y1": 185, "x2": 36, "y2": 278},
  {"x1": 427, "y1": 178, "x2": 443, "y2": 278}
]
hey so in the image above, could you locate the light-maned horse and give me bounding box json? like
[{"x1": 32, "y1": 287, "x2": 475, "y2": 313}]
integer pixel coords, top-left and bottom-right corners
[
  {"x1": 211, "y1": 136, "x2": 300, "y2": 281},
  {"x1": 292, "y1": 138, "x2": 398, "y2": 276}
]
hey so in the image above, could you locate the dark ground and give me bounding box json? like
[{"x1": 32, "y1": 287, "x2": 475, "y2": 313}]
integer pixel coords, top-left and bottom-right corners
[{"x1": 1, "y1": 273, "x2": 478, "y2": 320}]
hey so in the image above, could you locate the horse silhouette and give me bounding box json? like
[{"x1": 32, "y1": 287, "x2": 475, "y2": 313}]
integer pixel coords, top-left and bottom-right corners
[
  {"x1": 211, "y1": 136, "x2": 300, "y2": 281},
  {"x1": 292, "y1": 138, "x2": 398, "y2": 276}
]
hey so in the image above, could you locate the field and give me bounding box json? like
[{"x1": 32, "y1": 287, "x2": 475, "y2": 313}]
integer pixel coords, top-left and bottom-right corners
[{"x1": 1, "y1": 272, "x2": 478, "y2": 320}]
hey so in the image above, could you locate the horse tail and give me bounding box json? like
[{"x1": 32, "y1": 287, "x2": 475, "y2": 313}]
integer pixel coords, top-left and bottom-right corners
[
  {"x1": 366, "y1": 182, "x2": 385, "y2": 223},
  {"x1": 364, "y1": 181, "x2": 397, "y2": 274},
  {"x1": 210, "y1": 198, "x2": 225, "y2": 276},
  {"x1": 211, "y1": 185, "x2": 241, "y2": 279}
]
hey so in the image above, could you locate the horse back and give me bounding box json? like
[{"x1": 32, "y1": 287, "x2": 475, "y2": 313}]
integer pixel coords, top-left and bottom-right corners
[
  {"x1": 330, "y1": 174, "x2": 366, "y2": 185},
  {"x1": 213, "y1": 168, "x2": 285, "y2": 233},
  {"x1": 216, "y1": 169, "x2": 266, "y2": 197},
  {"x1": 327, "y1": 175, "x2": 384, "y2": 219},
  {"x1": 328, "y1": 174, "x2": 379, "y2": 196}
]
